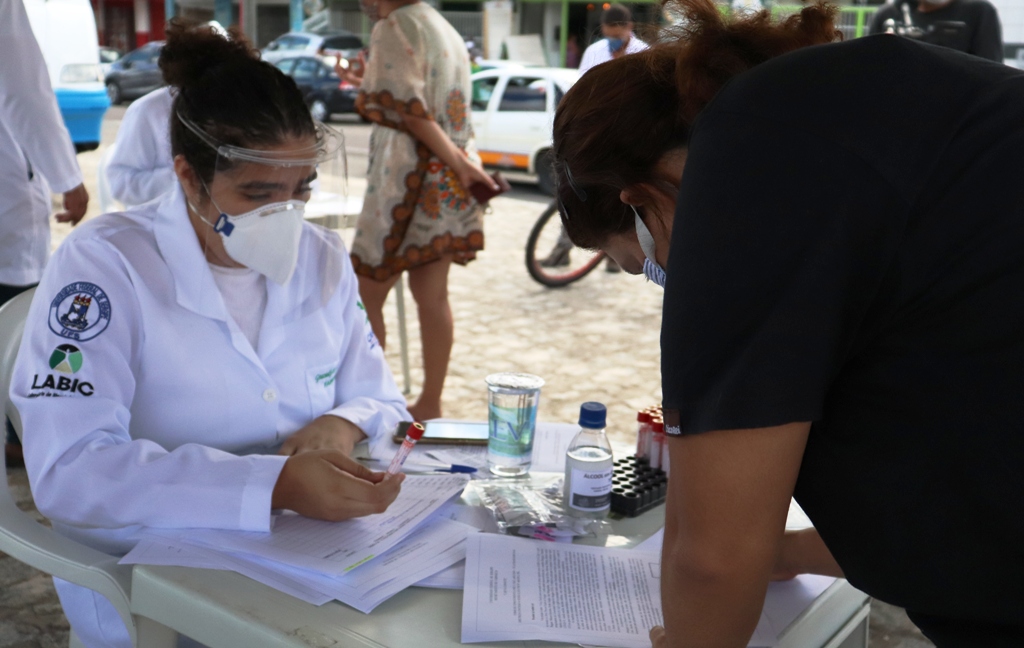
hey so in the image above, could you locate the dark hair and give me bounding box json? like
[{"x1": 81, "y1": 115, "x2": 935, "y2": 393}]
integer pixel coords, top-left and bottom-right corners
[
  {"x1": 553, "y1": 0, "x2": 840, "y2": 249},
  {"x1": 602, "y1": 4, "x2": 632, "y2": 26},
  {"x1": 160, "y1": 19, "x2": 315, "y2": 184}
]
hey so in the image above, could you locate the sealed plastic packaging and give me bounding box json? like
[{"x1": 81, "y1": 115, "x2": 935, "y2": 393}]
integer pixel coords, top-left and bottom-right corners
[{"x1": 474, "y1": 479, "x2": 611, "y2": 541}]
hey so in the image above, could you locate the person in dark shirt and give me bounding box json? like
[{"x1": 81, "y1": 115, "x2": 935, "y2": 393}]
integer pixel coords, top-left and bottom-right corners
[
  {"x1": 868, "y1": 0, "x2": 1003, "y2": 62},
  {"x1": 552, "y1": 0, "x2": 1024, "y2": 646}
]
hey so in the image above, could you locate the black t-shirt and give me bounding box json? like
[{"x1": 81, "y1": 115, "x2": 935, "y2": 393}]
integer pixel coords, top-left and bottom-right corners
[
  {"x1": 868, "y1": 0, "x2": 1003, "y2": 62},
  {"x1": 661, "y1": 36, "x2": 1024, "y2": 646}
]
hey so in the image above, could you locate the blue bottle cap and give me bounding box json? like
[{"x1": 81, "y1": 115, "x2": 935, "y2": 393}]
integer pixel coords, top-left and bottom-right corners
[{"x1": 578, "y1": 402, "x2": 607, "y2": 429}]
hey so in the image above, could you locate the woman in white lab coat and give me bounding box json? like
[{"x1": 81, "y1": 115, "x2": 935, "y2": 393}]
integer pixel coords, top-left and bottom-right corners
[
  {"x1": 105, "y1": 23, "x2": 227, "y2": 209},
  {"x1": 0, "y1": 0, "x2": 89, "y2": 299},
  {"x1": 106, "y1": 85, "x2": 176, "y2": 207},
  {"x1": 10, "y1": 20, "x2": 409, "y2": 648}
]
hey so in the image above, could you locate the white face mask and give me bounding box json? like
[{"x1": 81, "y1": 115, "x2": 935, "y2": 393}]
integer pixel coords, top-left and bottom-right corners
[
  {"x1": 633, "y1": 206, "x2": 666, "y2": 288},
  {"x1": 190, "y1": 191, "x2": 305, "y2": 286}
]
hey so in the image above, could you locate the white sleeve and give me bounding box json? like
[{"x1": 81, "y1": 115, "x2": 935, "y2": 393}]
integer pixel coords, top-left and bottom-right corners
[
  {"x1": 578, "y1": 41, "x2": 605, "y2": 75},
  {"x1": 325, "y1": 261, "x2": 411, "y2": 443},
  {"x1": 10, "y1": 236, "x2": 286, "y2": 533},
  {"x1": 0, "y1": 0, "x2": 82, "y2": 194},
  {"x1": 107, "y1": 92, "x2": 176, "y2": 206}
]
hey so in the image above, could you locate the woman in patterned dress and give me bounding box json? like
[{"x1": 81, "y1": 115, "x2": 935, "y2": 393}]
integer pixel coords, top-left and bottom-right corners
[{"x1": 348, "y1": 0, "x2": 496, "y2": 421}]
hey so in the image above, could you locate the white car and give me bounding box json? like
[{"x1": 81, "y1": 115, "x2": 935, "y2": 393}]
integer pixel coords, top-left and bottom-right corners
[
  {"x1": 261, "y1": 31, "x2": 364, "y2": 65},
  {"x1": 470, "y1": 67, "x2": 579, "y2": 195}
]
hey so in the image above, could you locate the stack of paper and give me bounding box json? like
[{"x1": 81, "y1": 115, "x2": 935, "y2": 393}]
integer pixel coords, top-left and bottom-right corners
[{"x1": 121, "y1": 474, "x2": 472, "y2": 613}]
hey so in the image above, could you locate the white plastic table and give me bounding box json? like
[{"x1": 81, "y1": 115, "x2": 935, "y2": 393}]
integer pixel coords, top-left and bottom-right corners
[{"x1": 129, "y1": 492, "x2": 870, "y2": 648}]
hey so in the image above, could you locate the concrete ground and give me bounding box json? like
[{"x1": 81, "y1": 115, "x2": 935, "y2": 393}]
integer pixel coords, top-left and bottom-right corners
[{"x1": 2, "y1": 106, "x2": 933, "y2": 647}]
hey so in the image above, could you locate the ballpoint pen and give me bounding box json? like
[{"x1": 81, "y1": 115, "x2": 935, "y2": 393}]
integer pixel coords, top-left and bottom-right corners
[
  {"x1": 387, "y1": 422, "x2": 425, "y2": 475},
  {"x1": 434, "y1": 464, "x2": 478, "y2": 474}
]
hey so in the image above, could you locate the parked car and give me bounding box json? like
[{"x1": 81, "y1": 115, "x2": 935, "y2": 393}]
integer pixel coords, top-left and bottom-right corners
[
  {"x1": 261, "y1": 31, "x2": 364, "y2": 64},
  {"x1": 104, "y1": 41, "x2": 164, "y2": 105},
  {"x1": 470, "y1": 67, "x2": 579, "y2": 195},
  {"x1": 275, "y1": 56, "x2": 359, "y2": 122},
  {"x1": 99, "y1": 46, "x2": 122, "y2": 76}
]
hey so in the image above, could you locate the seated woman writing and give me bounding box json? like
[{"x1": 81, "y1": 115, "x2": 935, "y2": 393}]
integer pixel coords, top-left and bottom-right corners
[{"x1": 10, "y1": 20, "x2": 409, "y2": 648}]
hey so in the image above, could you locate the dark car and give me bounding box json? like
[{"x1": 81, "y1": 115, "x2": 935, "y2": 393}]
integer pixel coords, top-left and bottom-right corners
[
  {"x1": 275, "y1": 56, "x2": 359, "y2": 122},
  {"x1": 105, "y1": 41, "x2": 164, "y2": 105}
]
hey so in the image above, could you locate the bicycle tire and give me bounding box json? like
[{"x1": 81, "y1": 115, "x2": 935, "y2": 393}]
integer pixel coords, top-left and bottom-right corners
[{"x1": 525, "y1": 202, "x2": 605, "y2": 288}]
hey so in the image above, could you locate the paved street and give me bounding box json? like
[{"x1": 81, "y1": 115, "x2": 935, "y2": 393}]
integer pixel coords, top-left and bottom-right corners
[{"x1": 2, "y1": 106, "x2": 932, "y2": 647}]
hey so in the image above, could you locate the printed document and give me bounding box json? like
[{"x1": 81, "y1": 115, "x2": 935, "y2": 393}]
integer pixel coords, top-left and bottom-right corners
[
  {"x1": 461, "y1": 534, "x2": 663, "y2": 647},
  {"x1": 630, "y1": 526, "x2": 836, "y2": 647},
  {"x1": 163, "y1": 474, "x2": 469, "y2": 575}
]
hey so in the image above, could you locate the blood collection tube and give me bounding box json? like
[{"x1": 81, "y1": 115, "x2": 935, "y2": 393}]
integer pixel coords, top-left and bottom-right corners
[
  {"x1": 636, "y1": 410, "x2": 653, "y2": 458},
  {"x1": 649, "y1": 419, "x2": 664, "y2": 469},
  {"x1": 387, "y1": 422, "x2": 425, "y2": 475}
]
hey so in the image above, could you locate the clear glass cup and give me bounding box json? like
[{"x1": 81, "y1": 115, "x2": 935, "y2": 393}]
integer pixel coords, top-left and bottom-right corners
[{"x1": 485, "y1": 372, "x2": 545, "y2": 477}]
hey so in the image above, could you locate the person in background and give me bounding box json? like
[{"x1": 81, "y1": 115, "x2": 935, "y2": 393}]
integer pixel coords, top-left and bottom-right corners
[
  {"x1": 868, "y1": 0, "x2": 1002, "y2": 62},
  {"x1": 553, "y1": 0, "x2": 1024, "y2": 645},
  {"x1": 0, "y1": 0, "x2": 89, "y2": 468},
  {"x1": 348, "y1": 0, "x2": 496, "y2": 422},
  {"x1": 107, "y1": 22, "x2": 227, "y2": 208},
  {"x1": 106, "y1": 86, "x2": 176, "y2": 207},
  {"x1": 11, "y1": 20, "x2": 409, "y2": 648},
  {"x1": 578, "y1": 4, "x2": 649, "y2": 74},
  {"x1": 565, "y1": 2, "x2": 650, "y2": 273}
]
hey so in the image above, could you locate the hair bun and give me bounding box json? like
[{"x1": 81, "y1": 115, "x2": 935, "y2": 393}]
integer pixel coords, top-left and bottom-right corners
[{"x1": 159, "y1": 18, "x2": 259, "y2": 90}]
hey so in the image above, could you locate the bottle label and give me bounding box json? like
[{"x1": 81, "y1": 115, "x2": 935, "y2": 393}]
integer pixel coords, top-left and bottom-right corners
[{"x1": 569, "y1": 466, "x2": 613, "y2": 510}]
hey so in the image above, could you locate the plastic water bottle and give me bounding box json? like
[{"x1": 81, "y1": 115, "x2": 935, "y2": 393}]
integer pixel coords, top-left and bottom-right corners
[{"x1": 564, "y1": 402, "x2": 614, "y2": 519}]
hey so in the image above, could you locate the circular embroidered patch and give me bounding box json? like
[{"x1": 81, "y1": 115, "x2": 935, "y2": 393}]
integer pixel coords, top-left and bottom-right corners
[{"x1": 48, "y1": 282, "x2": 112, "y2": 342}]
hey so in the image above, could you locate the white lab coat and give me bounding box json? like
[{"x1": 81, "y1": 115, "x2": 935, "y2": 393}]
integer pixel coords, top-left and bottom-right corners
[
  {"x1": 10, "y1": 187, "x2": 410, "y2": 647},
  {"x1": 0, "y1": 0, "x2": 83, "y2": 286},
  {"x1": 106, "y1": 86, "x2": 176, "y2": 207},
  {"x1": 578, "y1": 35, "x2": 649, "y2": 75}
]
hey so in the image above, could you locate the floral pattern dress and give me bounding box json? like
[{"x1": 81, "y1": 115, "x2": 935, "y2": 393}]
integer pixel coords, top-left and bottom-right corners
[{"x1": 351, "y1": 2, "x2": 485, "y2": 281}]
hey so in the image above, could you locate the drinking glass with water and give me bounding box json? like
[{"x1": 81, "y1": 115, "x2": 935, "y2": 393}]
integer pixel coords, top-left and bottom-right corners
[{"x1": 485, "y1": 372, "x2": 544, "y2": 476}]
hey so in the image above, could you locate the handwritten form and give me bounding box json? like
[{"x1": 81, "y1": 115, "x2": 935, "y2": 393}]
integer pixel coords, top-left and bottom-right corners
[
  {"x1": 461, "y1": 533, "x2": 663, "y2": 647},
  {"x1": 161, "y1": 474, "x2": 469, "y2": 575}
]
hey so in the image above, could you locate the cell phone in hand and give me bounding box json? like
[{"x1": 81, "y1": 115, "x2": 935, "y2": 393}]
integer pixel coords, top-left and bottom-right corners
[{"x1": 470, "y1": 172, "x2": 511, "y2": 205}]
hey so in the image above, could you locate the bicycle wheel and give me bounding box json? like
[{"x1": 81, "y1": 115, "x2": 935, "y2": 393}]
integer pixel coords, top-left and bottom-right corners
[{"x1": 525, "y1": 202, "x2": 605, "y2": 288}]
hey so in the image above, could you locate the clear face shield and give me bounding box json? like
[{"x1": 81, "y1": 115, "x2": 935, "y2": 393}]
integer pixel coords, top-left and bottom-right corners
[{"x1": 179, "y1": 114, "x2": 350, "y2": 321}]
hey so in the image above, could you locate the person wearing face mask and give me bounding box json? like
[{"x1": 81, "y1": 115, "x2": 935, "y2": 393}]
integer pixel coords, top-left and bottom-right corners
[
  {"x1": 578, "y1": 4, "x2": 649, "y2": 75},
  {"x1": 10, "y1": 20, "x2": 410, "y2": 648},
  {"x1": 554, "y1": 1, "x2": 1024, "y2": 646},
  {"x1": 868, "y1": 0, "x2": 1002, "y2": 62}
]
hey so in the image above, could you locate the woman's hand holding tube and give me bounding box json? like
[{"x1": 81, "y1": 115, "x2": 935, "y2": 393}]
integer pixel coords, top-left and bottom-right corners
[
  {"x1": 279, "y1": 414, "x2": 366, "y2": 457},
  {"x1": 272, "y1": 450, "x2": 405, "y2": 521}
]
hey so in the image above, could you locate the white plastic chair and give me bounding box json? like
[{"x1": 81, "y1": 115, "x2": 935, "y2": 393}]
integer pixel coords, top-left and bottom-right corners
[{"x1": 0, "y1": 288, "x2": 176, "y2": 648}]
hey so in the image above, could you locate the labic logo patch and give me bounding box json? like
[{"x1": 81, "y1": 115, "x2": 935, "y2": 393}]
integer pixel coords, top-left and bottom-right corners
[
  {"x1": 49, "y1": 344, "x2": 83, "y2": 374},
  {"x1": 31, "y1": 344, "x2": 93, "y2": 397}
]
